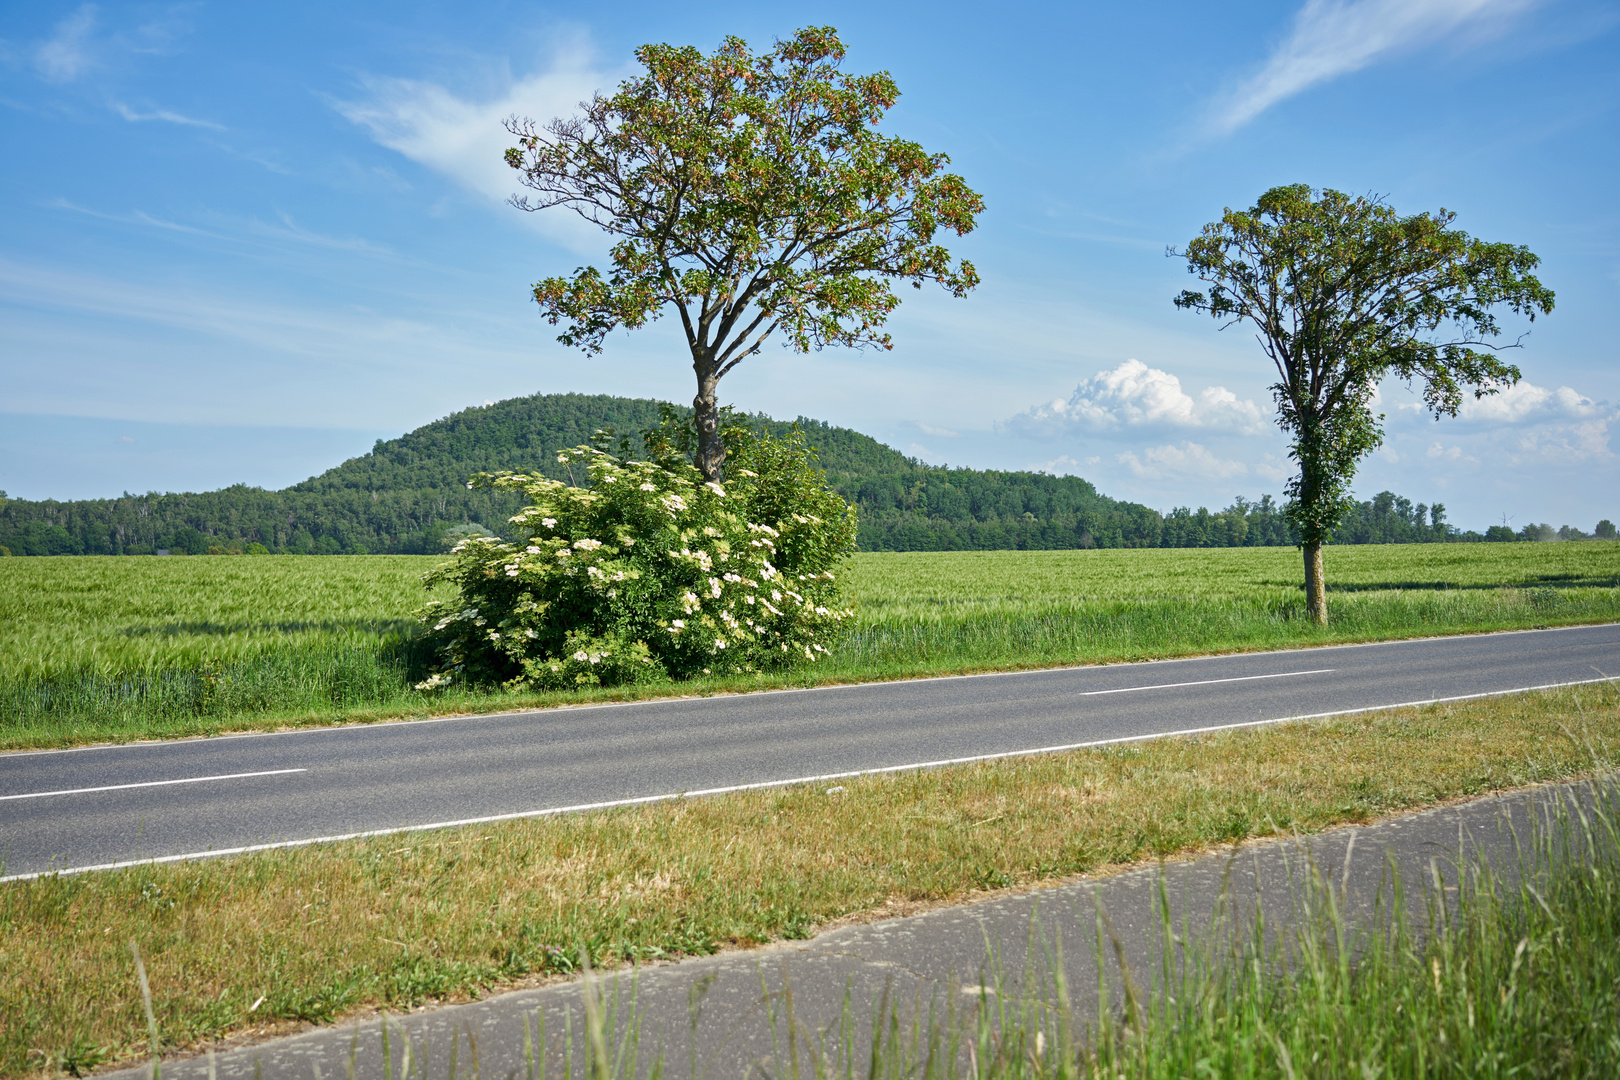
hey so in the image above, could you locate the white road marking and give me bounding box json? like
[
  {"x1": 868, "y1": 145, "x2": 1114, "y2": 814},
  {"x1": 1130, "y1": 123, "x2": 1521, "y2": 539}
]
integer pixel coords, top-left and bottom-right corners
[
  {"x1": 0, "y1": 768, "x2": 307, "y2": 802},
  {"x1": 1082, "y1": 668, "x2": 1334, "y2": 695},
  {"x1": 5, "y1": 675, "x2": 1616, "y2": 883}
]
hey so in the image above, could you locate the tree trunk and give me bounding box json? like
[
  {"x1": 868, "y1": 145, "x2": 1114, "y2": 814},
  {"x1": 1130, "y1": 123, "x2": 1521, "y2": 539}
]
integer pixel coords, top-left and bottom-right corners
[
  {"x1": 692, "y1": 369, "x2": 724, "y2": 483},
  {"x1": 1303, "y1": 541, "x2": 1327, "y2": 625}
]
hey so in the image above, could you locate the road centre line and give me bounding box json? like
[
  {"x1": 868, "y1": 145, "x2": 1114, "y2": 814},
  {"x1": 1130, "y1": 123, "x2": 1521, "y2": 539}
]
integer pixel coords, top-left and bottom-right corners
[
  {"x1": 1081, "y1": 668, "x2": 1334, "y2": 695},
  {"x1": 0, "y1": 768, "x2": 308, "y2": 802},
  {"x1": 6, "y1": 675, "x2": 1615, "y2": 883}
]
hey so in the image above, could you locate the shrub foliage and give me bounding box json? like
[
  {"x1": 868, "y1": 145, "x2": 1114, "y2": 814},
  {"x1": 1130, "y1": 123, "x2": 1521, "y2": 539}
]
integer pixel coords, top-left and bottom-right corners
[{"x1": 416, "y1": 419, "x2": 856, "y2": 690}]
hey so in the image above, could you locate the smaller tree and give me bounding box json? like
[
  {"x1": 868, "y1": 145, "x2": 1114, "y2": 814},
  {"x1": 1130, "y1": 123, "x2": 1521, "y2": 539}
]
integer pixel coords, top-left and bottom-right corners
[
  {"x1": 1173, "y1": 185, "x2": 1553, "y2": 623},
  {"x1": 504, "y1": 26, "x2": 982, "y2": 482}
]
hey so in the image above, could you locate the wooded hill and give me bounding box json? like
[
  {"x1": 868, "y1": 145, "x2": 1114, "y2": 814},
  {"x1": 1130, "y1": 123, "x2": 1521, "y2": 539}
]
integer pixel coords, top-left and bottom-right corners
[{"x1": 0, "y1": 392, "x2": 1465, "y2": 555}]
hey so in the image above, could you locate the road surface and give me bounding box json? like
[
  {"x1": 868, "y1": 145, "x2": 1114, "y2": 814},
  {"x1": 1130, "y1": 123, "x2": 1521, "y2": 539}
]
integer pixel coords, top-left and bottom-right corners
[{"x1": 3, "y1": 623, "x2": 1616, "y2": 879}]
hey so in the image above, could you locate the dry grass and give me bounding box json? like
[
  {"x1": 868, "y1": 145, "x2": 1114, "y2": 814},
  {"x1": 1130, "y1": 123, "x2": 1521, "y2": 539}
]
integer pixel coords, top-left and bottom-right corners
[{"x1": 3, "y1": 682, "x2": 1617, "y2": 1078}]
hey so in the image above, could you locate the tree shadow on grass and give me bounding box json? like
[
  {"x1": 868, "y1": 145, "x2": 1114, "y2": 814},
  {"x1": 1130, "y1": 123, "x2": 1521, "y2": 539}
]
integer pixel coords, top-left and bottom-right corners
[
  {"x1": 118, "y1": 619, "x2": 420, "y2": 638},
  {"x1": 1258, "y1": 574, "x2": 1620, "y2": 593}
]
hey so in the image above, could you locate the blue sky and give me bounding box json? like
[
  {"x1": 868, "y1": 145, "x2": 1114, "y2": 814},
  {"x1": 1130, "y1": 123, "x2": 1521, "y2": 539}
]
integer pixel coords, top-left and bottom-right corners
[{"x1": 2, "y1": 0, "x2": 1617, "y2": 531}]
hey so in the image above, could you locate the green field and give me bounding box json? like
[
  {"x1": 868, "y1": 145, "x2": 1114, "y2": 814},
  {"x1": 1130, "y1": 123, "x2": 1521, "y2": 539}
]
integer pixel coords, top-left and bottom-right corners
[{"x1": 2, "y1": 542, "x2": 1618, "y2": 748}]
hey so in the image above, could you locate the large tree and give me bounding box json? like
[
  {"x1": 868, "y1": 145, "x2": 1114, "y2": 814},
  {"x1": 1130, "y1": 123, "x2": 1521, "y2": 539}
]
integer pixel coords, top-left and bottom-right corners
[
  {"x1": 1172, "y1": 185, "x2": 1553, "y2": 623},
  {"x1": 504, "y1": 26, "x2": 983, "y2": 482}
]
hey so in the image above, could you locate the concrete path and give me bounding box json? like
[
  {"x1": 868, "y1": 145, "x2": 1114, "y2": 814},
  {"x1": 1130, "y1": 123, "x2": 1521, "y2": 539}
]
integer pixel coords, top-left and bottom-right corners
[
  {"x1": 97, "y1": 777, "x2": 1613, "y2": 1080},
  {"x1": 6, "y1": 624, "x2": 1618, "y2": 878}
]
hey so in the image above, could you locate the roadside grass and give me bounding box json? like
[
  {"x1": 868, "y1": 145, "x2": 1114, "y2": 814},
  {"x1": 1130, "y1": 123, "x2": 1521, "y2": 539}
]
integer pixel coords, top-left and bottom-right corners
[
  {"x1": 3, "y1": 682, "x2": 1616, "y2": 1079},
  {"x1": 3, "y1": 543, "x2": 1618, "y2": 750},
  {"x1": 829, "y1": 780, "x2": 1620, "y2": 1079}
]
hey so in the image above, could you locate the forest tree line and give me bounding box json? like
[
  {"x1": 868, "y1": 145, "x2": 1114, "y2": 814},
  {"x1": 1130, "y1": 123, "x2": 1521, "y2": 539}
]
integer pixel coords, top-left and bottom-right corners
[{"x1": 1, "y1": 393, "x2": 1606, "y2": 556}]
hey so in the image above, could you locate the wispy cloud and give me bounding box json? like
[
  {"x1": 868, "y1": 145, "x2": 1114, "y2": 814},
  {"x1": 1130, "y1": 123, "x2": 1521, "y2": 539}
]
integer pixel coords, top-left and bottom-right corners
[
  {"x1": 34, "y1": 4, "x2": 98, "y2": 83},
  {"x1": 332, "y1": 33, "x2": 623, "y2": 251},
  {"x1": 914, "y1": 422, "x2": 959, "y2": 438},
  {"x1": 47, "y1": 198, "x2": 400, "y2": 260},
  {"x1": 1210, "y1": 0, "x2": 1539, "y2": 135},
  {"x1": 113, "y1": 101, "x2": 224, "y2": 130}
]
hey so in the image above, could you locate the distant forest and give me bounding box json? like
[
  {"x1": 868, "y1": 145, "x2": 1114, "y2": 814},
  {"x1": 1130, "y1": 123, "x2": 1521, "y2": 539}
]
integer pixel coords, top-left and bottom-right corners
[{"x1": 0, "y1": 392, "x2": 1597, "y2": 556}]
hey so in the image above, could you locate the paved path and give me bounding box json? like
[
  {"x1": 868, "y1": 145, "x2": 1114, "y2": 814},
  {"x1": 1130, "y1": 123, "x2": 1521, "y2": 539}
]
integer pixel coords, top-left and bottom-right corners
[
  {"x1": 4, "y1": 624, "x2": 1618, "y2": 879},
  {"x1": 96, "y1": 778, "x2": 1615, "y2": 1079}
]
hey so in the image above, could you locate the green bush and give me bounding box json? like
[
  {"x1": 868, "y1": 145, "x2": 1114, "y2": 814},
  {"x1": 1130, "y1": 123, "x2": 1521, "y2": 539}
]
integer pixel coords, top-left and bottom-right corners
[{"x1": 415, "y1": 422, "x2": 857, "y2": 690}]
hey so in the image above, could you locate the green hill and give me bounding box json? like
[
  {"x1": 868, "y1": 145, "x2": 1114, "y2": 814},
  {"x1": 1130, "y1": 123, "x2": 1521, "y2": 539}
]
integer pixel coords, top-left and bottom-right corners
[{"x1": 0, "y1": 392, "x2": 1471, "y2": 556}]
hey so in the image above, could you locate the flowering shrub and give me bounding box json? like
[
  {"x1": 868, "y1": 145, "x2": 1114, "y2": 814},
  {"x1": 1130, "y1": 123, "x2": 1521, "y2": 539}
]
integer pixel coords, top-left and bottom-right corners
[{"x1": 416, "y1": 425, "x2": 857, "y2": 690}]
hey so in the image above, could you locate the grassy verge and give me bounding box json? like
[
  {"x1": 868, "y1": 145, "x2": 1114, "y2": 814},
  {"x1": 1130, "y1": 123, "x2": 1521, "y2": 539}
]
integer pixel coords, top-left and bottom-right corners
[
  {"x1": 847, "y1": 779, "x2": 1620, "y2": 1078},
  {"x1": 4, "y1": 544, "x2": 1619, "y2": 750},
  {"x1": 4, "y1": 682, "x2": 1617, "y2": 1079}
]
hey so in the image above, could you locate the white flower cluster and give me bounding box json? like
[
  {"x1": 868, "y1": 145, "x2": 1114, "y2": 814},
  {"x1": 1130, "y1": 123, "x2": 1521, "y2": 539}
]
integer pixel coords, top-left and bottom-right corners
[{"x1": 416, "y1": 441, "x2": 854, "y2": 687}]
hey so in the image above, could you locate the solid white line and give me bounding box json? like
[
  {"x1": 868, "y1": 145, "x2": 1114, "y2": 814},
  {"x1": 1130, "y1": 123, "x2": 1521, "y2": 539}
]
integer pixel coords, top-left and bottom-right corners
[
  {"x1": 7, "y1": 621, "x2": 1617, "y2": 759},
  {"x1": 1081, "y1": 668, "x2": 1334, "y2": 695},
  {"x1": 5, "y1": 675, "x2": 1616, "y2": 884},
  {"x1": 0, "y1": 768, "x2": 307, "y2": 802}
]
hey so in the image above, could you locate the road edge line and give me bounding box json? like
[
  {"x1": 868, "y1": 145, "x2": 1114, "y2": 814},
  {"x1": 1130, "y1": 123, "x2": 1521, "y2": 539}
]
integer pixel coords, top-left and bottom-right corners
[{"x1": 5, "y1": 674, "x2": 1615, "y2": 884}]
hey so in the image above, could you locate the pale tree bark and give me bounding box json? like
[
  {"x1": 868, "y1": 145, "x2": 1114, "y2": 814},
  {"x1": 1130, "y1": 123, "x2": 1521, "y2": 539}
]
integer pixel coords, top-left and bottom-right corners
[{"x1": 1303, "y1": 542, "x2": 1327, "y2": 625}]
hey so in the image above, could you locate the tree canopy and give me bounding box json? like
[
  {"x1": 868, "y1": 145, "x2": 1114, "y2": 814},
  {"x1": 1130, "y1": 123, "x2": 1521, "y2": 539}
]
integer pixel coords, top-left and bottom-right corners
[
  {"x1": 1173, "y1": 184, "x2": 1554, "y2": 622},
  {"x1": 504, "y1": 26, "x2": 983, "y2": 480}
]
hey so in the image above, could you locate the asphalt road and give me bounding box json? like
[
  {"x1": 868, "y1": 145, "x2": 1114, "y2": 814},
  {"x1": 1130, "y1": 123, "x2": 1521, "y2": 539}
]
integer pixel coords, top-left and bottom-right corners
[{"x1": 4, "y1": 624, "x2": 1617, "y2": 879}]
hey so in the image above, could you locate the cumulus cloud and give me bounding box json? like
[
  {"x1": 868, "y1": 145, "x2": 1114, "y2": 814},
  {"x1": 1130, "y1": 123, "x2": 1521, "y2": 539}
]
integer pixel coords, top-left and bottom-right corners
[
  {"x1": 1451, "y1": 379, "x2": 1616, "y2": 462},
  {"x1": 333, "y1": 37, "x2": 620, "y2": 251},
  {"x1": 1210, "y1": 0, "x2": 1537, "y2": 135},
  {"x1": 1115, "y1": 442, "x2": 1251, "y2": 481},
  {"x1": 1458, "y1": 380, "x2": 1607, "y2": 424},
  {"x1": 1010, "y1": 359, "x2": 1265, "y2": 436}
]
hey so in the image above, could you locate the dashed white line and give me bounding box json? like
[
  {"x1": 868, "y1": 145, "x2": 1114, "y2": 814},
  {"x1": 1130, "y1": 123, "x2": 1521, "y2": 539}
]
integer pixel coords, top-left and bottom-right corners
[
  {"x1": 0, "y1": 768, "x2": 308, "y2": 802},
  {"x1": 1081, "y1": 668, "x2": 1334, "y2": 695}
]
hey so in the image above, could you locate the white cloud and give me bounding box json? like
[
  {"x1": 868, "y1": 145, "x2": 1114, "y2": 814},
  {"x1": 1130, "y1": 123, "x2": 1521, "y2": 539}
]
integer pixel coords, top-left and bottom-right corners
[
  {"x1": 48, "y1": 199, "x2": 401, "y2": 261},
  {"x1": 1507, "y1": 421, "x2": 1613, "y2": 463},
  {"x1": 1034, "y1": 454, "x2": 1085, "y2": 475},
  {"x1": 333, "y1": 37, "x2": 621, "y2": 251},
  {"x1": 1210, "y1": 0, "x2": 1537, "y2": 135},
  {"x1": 1425, "y1": 441, "x2": 1477, "y2": 463},
  {"x1": 1458, "y1": 379, "x2": 1607, "y2": 424},
  {"x1": 1446, "y1": 379, "x2": 1617, "y2": 462},
  {"x1": 1115, "y1": 441, "x2": 1251, "y2": 481},
  {"x1": 1009, "y1": 358, "x2": 1265, "y2": 436},
  {"x1": 113, "y1": 102, "x2": 224, "y2": 130},
  {"x1": 915, "y1": 422, "x2": 959, "y2": 438},
  {"x1": 34, "y1": 4, "x2": 97, "y2": 83}
]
